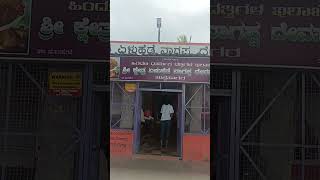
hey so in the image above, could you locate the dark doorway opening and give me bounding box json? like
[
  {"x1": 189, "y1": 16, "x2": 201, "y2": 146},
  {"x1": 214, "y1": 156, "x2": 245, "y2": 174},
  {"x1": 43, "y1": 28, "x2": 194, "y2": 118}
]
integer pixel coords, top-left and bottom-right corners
[{"x1": 139, "y1": 91, "x2": 179, "y2": 157}]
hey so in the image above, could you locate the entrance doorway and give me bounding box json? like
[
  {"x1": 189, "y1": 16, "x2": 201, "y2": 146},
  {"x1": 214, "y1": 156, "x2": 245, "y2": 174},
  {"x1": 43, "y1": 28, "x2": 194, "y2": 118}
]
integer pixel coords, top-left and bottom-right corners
[{"x1": 138, "y1": 91, "x2": 181, "y2": 157}]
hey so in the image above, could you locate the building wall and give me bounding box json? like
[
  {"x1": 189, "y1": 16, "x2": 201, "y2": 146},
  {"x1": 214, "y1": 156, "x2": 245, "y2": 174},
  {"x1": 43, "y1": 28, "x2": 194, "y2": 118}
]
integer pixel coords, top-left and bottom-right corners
[{"x1": 110, "y1": 82, "x2": 210, "y2": 160}]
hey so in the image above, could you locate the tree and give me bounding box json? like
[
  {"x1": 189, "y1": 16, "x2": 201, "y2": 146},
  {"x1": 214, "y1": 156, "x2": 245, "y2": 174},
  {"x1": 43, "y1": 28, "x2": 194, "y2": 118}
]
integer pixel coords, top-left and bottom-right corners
[{"x1": 177, "y1": 35, "x2": 189, "y2": 43}]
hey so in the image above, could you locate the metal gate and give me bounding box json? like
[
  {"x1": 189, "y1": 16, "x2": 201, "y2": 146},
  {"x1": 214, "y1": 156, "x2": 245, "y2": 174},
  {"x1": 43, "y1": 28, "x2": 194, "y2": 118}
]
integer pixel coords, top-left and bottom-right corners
[
  {"x1": 213, "y1": 69, "x2": 320, "y2": 180},
  {"x1": 211, "y1": 68, "x2": 233, "y2": 180},
  {"x1": 238, "y1": 71, "x2": 320, "y2": 180},
  {"x1": 185, "y1": 84, "x2": 210, "y2": 135},
  {"x1": 0, "y1": 63, "x2": 48, "y2": 180},
  {"x1": 0, "y1": 63, "x2": 104, "y2": 180}
]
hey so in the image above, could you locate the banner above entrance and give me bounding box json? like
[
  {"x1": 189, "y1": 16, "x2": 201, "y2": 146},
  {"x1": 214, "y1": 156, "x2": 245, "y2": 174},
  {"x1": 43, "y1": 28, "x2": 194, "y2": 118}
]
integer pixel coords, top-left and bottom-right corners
[
  {"x1": 117, "y1": 57, "x2": 210, "y2": 83},
  {"x1": 111, "y1": 41, "x2": 210, "y2": 57},
  {"x1": 212, "y1": 1, "x2": 320, "y2": 68}
]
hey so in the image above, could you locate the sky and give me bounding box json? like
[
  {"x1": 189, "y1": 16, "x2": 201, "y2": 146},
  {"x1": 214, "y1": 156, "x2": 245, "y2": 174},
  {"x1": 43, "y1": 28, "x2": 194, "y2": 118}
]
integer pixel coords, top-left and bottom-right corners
[{"x1": 110, "y1": 0, "x2": 210, "y2": 43}]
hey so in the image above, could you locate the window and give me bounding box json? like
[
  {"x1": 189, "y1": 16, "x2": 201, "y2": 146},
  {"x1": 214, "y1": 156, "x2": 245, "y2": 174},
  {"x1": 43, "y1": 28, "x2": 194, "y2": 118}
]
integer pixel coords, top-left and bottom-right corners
[{"x1": 185, "y1": 84, "x2": 210, "y2": 134}]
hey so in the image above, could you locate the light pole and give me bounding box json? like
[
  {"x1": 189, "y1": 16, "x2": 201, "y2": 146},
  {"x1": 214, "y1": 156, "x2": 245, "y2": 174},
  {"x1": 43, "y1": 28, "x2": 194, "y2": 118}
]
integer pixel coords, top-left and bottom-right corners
[{"x1": 156, "y1": 18, "x2": 162, "y2": 42}]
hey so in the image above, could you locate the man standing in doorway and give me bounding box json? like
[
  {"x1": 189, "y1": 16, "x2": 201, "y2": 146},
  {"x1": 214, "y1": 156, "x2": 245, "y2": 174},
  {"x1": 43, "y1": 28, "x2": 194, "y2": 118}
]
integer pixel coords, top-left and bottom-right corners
[{"x1": 160, "y1": 96, "x2": 174, "y2": 149}]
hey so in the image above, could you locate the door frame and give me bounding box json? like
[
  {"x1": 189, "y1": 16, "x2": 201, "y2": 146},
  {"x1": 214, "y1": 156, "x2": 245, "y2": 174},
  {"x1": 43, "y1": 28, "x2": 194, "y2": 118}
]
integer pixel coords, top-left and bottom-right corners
[
  {"x1": 211, "y1": 71, "x2": 240, "y2": 180},
  {"x1": 134, "y1": 85, "x2": 185, "y2": 157}
]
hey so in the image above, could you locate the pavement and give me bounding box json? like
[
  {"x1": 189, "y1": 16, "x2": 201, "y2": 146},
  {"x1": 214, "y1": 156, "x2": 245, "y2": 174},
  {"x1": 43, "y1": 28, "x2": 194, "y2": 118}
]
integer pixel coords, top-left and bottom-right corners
[{"x1": 110, "y1": 156, "x2": 210, "y2": 180}]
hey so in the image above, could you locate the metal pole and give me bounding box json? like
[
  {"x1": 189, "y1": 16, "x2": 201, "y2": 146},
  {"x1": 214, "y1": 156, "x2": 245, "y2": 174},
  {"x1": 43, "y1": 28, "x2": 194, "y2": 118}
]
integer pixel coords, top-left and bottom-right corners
[
  {"x1": 301, "y1": 73, "x2": 305, "y2": 180},
  {"x1": 235, "y1": 71, "x2": 241, "y2": 180},
  {"x1": 134, "y1": 83, "x2": 141, "y2": 153},
  {"x1": 158, "y1": 28, "x2": 161, "y2": 42},
  {"x1": 4, "y1": 64, "x2": 12, "y2": 153},
  {"x1": 230, "y1": 71, "x2": 237, "y2": 180},
  {"x1": 181, "y1": 84, "x2": 186, "y2": 159},
  {"x1": 157, "y1": 18, "x2": 161, "y2": 42}
]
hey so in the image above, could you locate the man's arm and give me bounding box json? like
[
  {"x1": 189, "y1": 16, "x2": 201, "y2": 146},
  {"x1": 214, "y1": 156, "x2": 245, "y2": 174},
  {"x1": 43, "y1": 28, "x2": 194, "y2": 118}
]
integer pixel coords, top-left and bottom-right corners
[
  {"x1": 170, "y1": 105, "x2": 174, "y2": 118},
  {"x1": 160, "y1": 105, "x2": 164, "y2": 114}
]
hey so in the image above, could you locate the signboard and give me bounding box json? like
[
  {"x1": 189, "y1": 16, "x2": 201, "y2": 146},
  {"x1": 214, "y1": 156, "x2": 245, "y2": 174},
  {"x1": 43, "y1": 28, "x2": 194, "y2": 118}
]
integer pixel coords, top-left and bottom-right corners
[
  {"x1": 30, "y1": 0, "x2": 108, "y2": 59},
  {"x1": 111, "y1": 41, "x2": 210, "y2": 57},
  {"x1": 125, "y1": 83, "x2": 137, "y2": 92},
  {"x1": 183, "y1": 134, "x2": 210, "y2": 161},
  {"x1": 48, "y1": 72, "x2": 82, "y2": 96},
  {"x1": 212, "y1": 1, "x2": 320, "y2": 67},
  {"x1": 110, "y1": 130, "x2": 133, "y2": 156},
  {"x1": 0, "y1": 0, "x2": 109, "y2": 60},
  {"x1": 119, "y1": 57, "x2": 210, "y2": 83}
]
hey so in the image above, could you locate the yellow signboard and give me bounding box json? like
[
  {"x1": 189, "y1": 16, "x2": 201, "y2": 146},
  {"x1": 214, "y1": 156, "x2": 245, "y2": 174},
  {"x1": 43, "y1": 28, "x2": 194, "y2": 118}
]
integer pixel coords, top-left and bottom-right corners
[
  {"x1": 48, "y1": 72, "x2": 82, "y2": 96},
  {"x1": 125, "y1": 83, "x2": 137, "y2": 93}
]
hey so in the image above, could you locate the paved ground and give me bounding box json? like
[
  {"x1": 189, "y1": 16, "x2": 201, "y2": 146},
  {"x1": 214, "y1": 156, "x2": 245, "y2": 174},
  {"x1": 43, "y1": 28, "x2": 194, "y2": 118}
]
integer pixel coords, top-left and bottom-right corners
[{"x1": 110, "y1": 156, "x2": 210, "y2": 180}]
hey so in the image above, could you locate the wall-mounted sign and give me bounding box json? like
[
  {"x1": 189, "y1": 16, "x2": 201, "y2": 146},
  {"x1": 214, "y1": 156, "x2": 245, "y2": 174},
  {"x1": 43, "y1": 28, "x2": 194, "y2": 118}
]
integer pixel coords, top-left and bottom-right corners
[
  {"x1": 212, "y1": 1, "x2": 320, "y2": 68},
  {"x1": 183, "y1": 134, "x2": 210, "y2": 161},
  {"x1": 0, "y1": 0, "x2": 109, "y2": 61},
  {"x1": 110, "y1": 56, "x2": 120, "y2": 79},
  {"x1": 110, "y1": 130, "x2": 133, "y2": 156},
  {"x1": 119, "y1": 56, "x2": 210, "y2": 83},
  {"x1": 111, "y1": 41, "x2": 210, "y2": 57},
  {"x1": 48, "y1": 72, "x2": 82, "y2": 96},
  {"x1": 30, "y1": 0, "x2": 109, "y2": 59},
  {"x1": 125, "y1": 83, "x2": 136, "y2": 92}
]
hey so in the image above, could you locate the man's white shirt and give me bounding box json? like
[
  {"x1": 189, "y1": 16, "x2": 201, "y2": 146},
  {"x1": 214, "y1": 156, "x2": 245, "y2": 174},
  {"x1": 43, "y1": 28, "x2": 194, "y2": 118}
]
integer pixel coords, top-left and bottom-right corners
[{"x1": 160, "y1": 104, "x2": 174, "y2": 121}]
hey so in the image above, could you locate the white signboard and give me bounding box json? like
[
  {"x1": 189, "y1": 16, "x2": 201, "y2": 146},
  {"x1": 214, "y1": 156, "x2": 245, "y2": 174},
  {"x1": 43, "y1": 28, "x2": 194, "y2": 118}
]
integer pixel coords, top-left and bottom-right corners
[{"x1": 110, "y1": 41, "x2": 210, "y2": 57}]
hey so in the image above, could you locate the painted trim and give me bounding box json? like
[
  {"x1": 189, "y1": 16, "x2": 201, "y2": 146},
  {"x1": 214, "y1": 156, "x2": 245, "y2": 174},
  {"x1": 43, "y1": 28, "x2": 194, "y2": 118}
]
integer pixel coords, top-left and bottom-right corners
[
  {"x1": 184, "y1": 133, "x2": 210, "y2": 136},
  {"x1": 0, "y1": 57, "x2": 105, "y2": 62},
  {"x1": 111, "y1": 55, "x2": 209, "y2": 59},
  {"x1": 211, "y1": 63, "x2": 320, "y2": 70},
  {"x1": 139, "y1": 88, "x2": 183, "y2": 93},
  {"x1": 111, "y1": 79, "x2": 210, "y2": 85},
  {"x1": 110, "y1": 129, "x2": 134, "y2": 132},
  {"x1": 111, "y1": 41, "x2": 209, "y2": 46}
]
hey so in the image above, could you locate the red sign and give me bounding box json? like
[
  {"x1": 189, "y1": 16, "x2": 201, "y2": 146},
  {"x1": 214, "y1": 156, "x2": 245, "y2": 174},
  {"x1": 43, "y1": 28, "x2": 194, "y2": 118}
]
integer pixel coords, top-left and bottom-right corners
[
  {"x1": 183, "y1": 134, "x2": 210, "y2": 161},
  {"x1": 110, "y1": 130, "x2": 134, "y2": 157}
]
